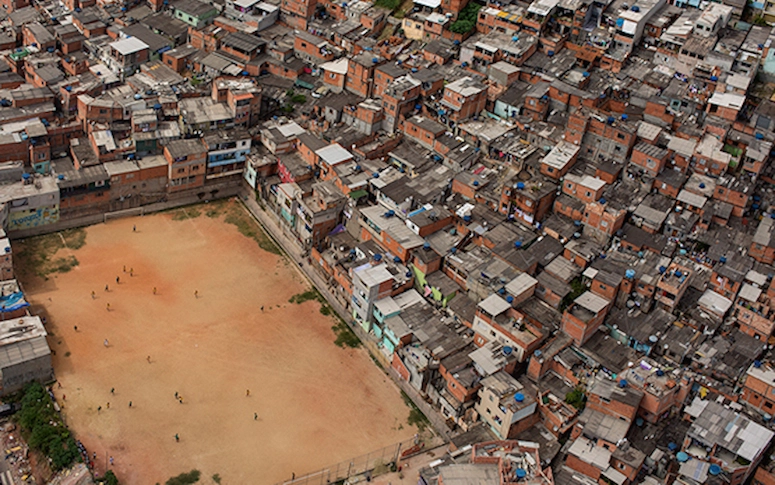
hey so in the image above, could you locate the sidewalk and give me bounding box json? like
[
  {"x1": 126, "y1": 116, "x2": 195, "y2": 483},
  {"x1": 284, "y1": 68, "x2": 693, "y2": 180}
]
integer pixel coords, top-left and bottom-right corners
[{"x1": 238, "y1": 191, "x2": 454, "y2": 443}]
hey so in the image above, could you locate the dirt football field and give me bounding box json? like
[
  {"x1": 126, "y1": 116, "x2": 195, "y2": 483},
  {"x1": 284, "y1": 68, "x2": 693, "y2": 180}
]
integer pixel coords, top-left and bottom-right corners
[{"x1": 15, "y1": 200, "x2": 417, "y2": 484}]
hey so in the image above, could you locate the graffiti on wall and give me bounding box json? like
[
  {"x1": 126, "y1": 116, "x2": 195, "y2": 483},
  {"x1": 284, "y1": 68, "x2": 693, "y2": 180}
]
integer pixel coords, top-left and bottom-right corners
[{"x1": 8, "y1": 205, "x2": 60, "y2": 230}]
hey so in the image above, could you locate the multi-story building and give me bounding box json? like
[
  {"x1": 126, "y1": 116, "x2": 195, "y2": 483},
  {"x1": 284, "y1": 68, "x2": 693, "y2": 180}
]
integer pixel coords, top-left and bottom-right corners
[{"x1": 163, "y1": 139, "x2": 207, "y2": 193}]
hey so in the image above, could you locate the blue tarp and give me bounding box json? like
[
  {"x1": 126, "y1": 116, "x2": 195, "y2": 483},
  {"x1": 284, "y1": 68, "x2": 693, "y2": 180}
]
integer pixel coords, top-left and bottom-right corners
[{"x1": 0, "y1": 292, "x2": 28, "y2": 313}]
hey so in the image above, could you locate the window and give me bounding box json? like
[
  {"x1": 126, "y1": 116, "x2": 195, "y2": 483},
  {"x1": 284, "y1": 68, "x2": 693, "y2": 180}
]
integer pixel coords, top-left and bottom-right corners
[
  {"x1": 547, "y1": 166, "x2": 554, "y2": 172},
  {"x1": 617, "y1": 133, "x2": 625, "y2": 140},
  {"x1": 177, "y1": 168, "x2": 185, "y2": 174},
  {"x1": 585, "y1": 191, "x2": 591, "y2": 197}
]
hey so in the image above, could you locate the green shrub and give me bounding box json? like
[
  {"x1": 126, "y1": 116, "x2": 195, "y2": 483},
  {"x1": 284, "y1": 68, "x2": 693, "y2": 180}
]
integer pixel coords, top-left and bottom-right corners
[
  {"x1": 100, "y1": 470, "x2": 119, "y2": 485},
  {"x1": 17, "y1": 382, "x2": 80, "y2": 471},
  {"x1": 165, "y1": 469, "x2": 201, "y2": 485},
  {"x1": 565, "y1": 387, "x2": 586, "y2": 410}
]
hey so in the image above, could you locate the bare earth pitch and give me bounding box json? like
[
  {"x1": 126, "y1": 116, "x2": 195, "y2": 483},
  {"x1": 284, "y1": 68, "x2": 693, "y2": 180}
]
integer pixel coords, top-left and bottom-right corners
[{"x1": 17, "y1": 201, "x2": 416, "y2": 484}]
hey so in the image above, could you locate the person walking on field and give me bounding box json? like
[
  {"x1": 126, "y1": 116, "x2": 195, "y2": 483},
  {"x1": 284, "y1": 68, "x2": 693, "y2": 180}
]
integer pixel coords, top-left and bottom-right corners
[
  {"x1": 110, "y1": 388, "x2": 114, "y2": 394},
  {"x1": 106, "y1": 303, "x2": 111, "y2": 311},
  {"x1": 104, "y1": 339, "x2": 109, "y2": 347},
  {"x1": 130, "y1": 268, "x2": 133, "y2": 277},
  {"x1": 254, "y1": 412, "x2": 258, "y2": 421},
  {"x1": 133, "y1": 225, "x2": 136, "y2": 232},
  {"x1": 105, "y1": 284, "x2": 109, "y2": 292},
  {"x1": 123, "y1": 266, "x2": 126, "y2": 273},
  {"x1": 147, "y1": 355, "x2": 151, "y2": 363},
  {"x1": 91, "y1": 291, "x2": 96, "y2": 299},
  {"x1": 116, "y1": 276, "x2": 120, "y2": 284},
  {"x1": 153, "y1": 287, "x2": 157, "y2": 295},
  {"x1": 106, "y1": 402, "x2": 110, "y2": 409},
  {"x1": 246, "y1": 389, "x2": 250, "y2": 397},
  {"x1": 128, "y1": 401, "x2": 132, "y2": 408},
  {"x1": 194, "y1": 290, "x2": 199, "y2": 298},
  {"x1": 74, "y1": 325, "x2": 78, "y2": 332},
  {"x1": 175, "y1": 434, "x2": 179, "y2": 442}
]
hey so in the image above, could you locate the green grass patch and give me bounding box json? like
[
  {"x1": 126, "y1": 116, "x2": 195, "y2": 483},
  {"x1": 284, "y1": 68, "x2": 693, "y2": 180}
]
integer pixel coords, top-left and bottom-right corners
[
  {"x1": 14, "y1": 228, "x2": 86, "y2": 280},
  {"x1": 223, "y1": 205, "x2": 282, "y2": 256},
  {"x1": 374, "y1": 0, "x2": 400, "y2": 10},
  {"x1": 332, "y1": 319, "x2": 361, "y2": 348},
  {"x1": 289, "y1": 288, "x2": 324, "y2": 304},
  {"x1": 16, "y1": 382, "x2": 81, "y2": 471},
  {"x1": 401, "y1": 390, "x2": 430, "y2": 432},
  {"x1": 171, "y1": 207, "x2": 202, "y2": 221}
]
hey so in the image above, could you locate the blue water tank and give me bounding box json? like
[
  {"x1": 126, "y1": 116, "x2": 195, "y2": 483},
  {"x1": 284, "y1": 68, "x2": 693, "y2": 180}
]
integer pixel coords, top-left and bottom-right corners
[
  {"x1": 423, "y1": 242, "x2": 430, "y2": 250},
  {"x1": 699, "y1": 183, "x2": 705, "y2": 189},
  {"x1": 503, "y1": 346, "x2": 513, "y2": 355},
  {"x1": 450, "y1": 248, "x2": 457, "y2": 254},
  {"x1": 676, "y1": 452, "x2": 689, "y2": 463},
  {"x1": 514, "y1": 241, "x2": 522, "y2": 248},
  {"x1": 659, "y1": 266, "x2": 666, "y2": 273},
  {"x1": 755, "y1": 360, "x2": 763, "y2": 368},
  {"x1": 373, "y1": 254, "x2": 382, "y2": 261},
  {"x1": 625, "y1": 269, "x2": 636, "y2": 279},
  {"x1": 506, "y1": 295, "x2": 514, "y2": 303},
  {"x1": 154, "y1": 103, "x2": 162, "y2": 110},
  {"x1": 514, "y1": 393, "x2": 525, "y2": 403},
  {"x1": 498, "y1": 288, "x2": 506, "y2": 295},
  {"x1": 517, "y1": 182, "x2": 525, "y2": 189},
  {"x1": 621, "y1": 114, "x2": 628, "y2": 120},
  {"x1": 599, "y1": 197, "x2": 607, "y2": 204},
  {"x1": 65, "y1": 86, "x2": 72, "y2": 92},
  {"x1": 656, "y1": 369, "x2": 665, "y2": 376},
  {"x1": 757, "y1": 133, "x2": 765, "y2": 140},
  {"x1": 372, "y1": 172, "x2": 380, "y2": 178},
  {"x1": 516, "y1": 469, "x2": 527, "y2": 479},
  {"x1": 616, "y1": 18, "x2": 624, "y2": 27},
  {"x1": 473, "y1": 180, "x2": 479, "y2": 186},
  {"x1": 22, "y1": 173, "x2": 30, "y2": 180},
  {"x1": 583, "y1": 71, "x2": 590, "y2": 77},
  {"x1": 675, "y1": 270, "x2": 683, "y2": 278},
  {"x1": 372, "y1": 57, "x2": 378, "y2": 63},
  {"x1": 464, "y1": 215, "x2": 472, "y2": 222},
  {"x1": 393, "y1": 256, "x2": 401, "y2": 263},
  {"x1": 668, "y1": 442, "x2": 678, "y2": 451},
  {"x1": 709, "y1": 465, "x2": 721, "y2": 476},
  {"x1": 619, "y1": 379, "x2": 628, "y2": 388},
  {"x1": 631, "y1": 5, "x2": 639, "y2": 11}
]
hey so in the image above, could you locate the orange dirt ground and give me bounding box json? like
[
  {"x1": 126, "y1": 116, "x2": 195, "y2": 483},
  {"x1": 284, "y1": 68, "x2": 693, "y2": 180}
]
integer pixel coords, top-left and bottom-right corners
[{"x1": 17, "y1": 203, "x2": 416, "y2": 484}]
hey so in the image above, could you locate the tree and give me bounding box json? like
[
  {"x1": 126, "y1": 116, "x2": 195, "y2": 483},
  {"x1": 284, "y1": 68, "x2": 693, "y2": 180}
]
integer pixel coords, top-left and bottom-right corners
[{"x1": 565, "y1": 387, "x2": 586, "y2": 410}]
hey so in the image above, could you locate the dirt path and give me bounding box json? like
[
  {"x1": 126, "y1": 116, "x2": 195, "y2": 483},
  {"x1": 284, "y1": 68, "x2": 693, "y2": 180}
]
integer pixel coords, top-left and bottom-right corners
[{"x1": 17, "y1": 201, "x2": 416, "y2": 484}]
